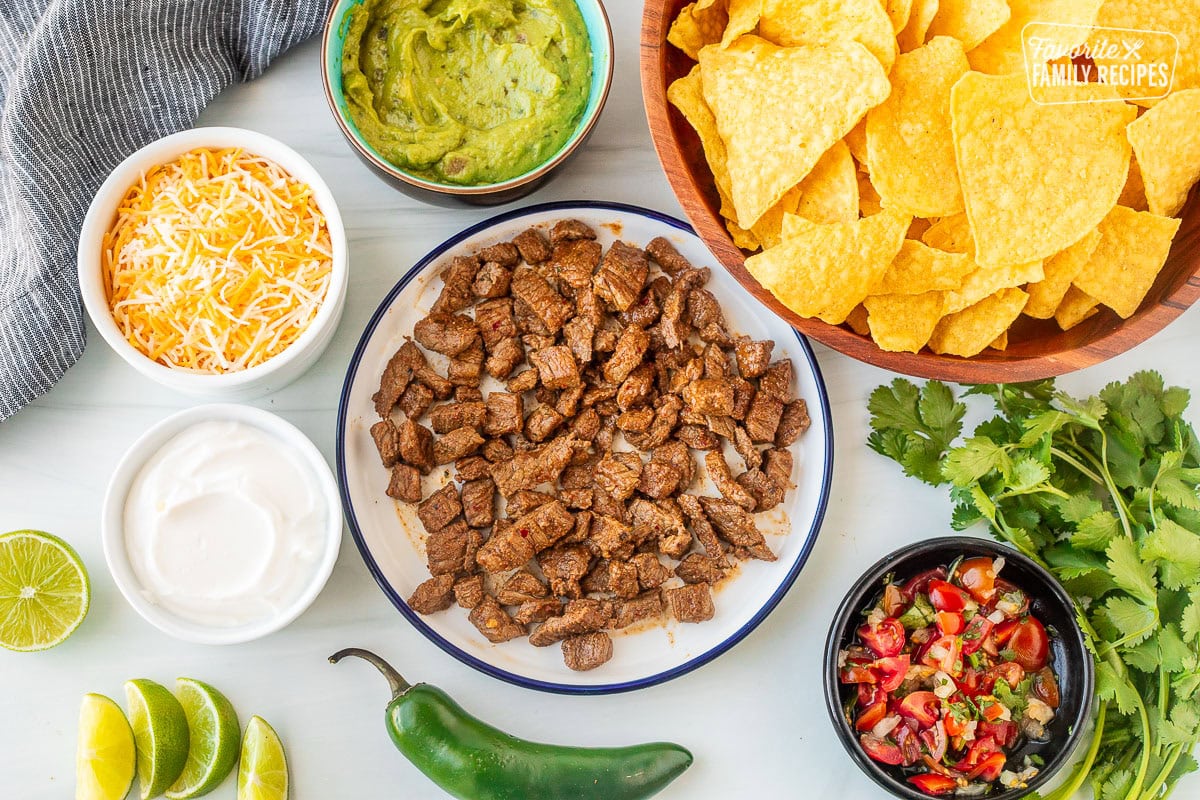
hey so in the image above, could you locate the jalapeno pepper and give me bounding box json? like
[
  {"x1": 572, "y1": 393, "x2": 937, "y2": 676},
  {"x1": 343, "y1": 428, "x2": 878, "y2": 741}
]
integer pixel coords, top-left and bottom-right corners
[{"x1": 330, "y1": 648, "x2": 693, "y2": 800}]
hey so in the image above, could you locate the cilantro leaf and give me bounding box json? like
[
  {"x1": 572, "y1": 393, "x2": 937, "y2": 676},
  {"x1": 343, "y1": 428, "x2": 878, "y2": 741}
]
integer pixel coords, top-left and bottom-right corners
[
  {"x1": 1045, "y1": 544, "x2": 1108, "y2": 579},
  {"x1": 1106, "y1": 536, "x2": 1158, "y2": 605},
  {"x1": 1096, "y1": 662, "x2": 1142, "y2": 715},
  {"x1": 942, "y1": 436, "x2": 1010, "y2": 487},
  {"x1": 918, "y1": 381, "x2": 965, "y2": 449},
  {"x1": 1100, "y1": 595, "x2": 1158, "y2": 646},
  {"x1": 867, "y1": 380, "x2": 966, "y2": 486},
  {"x1": 1156, "y1": 624, "x2": 1192, "y2": 673},
  {"x1": 1159, "y1": 705, "x2": 1200, "y2": 746},
  {"x1": 1072, "y1": 510, "x2": 1121, "y2": 552},
  {"x1": 1054, "y1": 492, "x2": 1104, "y2": 525},
  {"x1": 1154, "y1": 451, "x2": 1200, "y2": 512},
  {"x1": 1182, "y1": 588, "x2": 1200, "y2": 643},
  {"x1": 868, "y1": 379, "x2": 923, "y2": 433},
  {"x1": 1142, "y1": 518, "x2": 1200, "y2": 590}
]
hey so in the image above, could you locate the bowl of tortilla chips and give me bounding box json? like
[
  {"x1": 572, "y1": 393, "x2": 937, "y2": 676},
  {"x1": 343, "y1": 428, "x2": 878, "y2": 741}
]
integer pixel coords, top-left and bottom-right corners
[{"x1": 641, "y1": 0, "x2": 1200, "y2": 381}]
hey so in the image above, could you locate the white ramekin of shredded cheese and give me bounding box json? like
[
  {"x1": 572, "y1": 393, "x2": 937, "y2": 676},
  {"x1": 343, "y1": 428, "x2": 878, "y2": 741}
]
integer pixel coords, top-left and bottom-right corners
[{"x1": 79, "y1": 127, "x2": 348, "y2": 399}]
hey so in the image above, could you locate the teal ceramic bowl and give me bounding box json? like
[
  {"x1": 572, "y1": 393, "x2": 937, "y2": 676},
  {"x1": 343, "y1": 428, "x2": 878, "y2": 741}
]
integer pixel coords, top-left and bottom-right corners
[{"x1": 321, "y1": 0, "x2": 613, "y2": 206}]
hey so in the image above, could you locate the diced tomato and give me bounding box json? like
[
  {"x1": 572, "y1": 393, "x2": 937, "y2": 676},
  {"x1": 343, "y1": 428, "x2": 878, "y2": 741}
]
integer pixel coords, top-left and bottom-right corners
[
  {"x1": 1034, "y1": 666, "x2": 1060, "y2": 709},
  {"x1": 935, "y1": 611, "x2": 964, "y2": 635},
  {"x1": 840, "y1": 665, "x2": 878, "y2": 684},
  {"x1": 860, "y1": 733, "x2": 904, "y2": 765},
  {"x1": 857, "y1": 617, "x2": 906, "y2": 658},
  {"x1": 928, "y1": 580, "x2": 972, "y2": 612},
  {"x1": 882, "y1": 583, "x2": 906, "y2": 616},
  {"x1": 858, "y1": 684, "x2": 887, "y2": 708},
  {"x1": 856, "y1": 702, "x2": 889, "y2": 732},
  {"x1": 992, "y1": 619, "x2": 1018, "y2": 646},
  {"x1": 920, "y1": 634, "x2": 962, "y2": 675},
  {"x1": 978, "y1": 720, "x2": 1018, "y2": 748},
  {"x1": 908, "y1": 774, "x2": 958, "y2": 796},
  {"x1": 957, "y1": 667, "x2": 981, "y2": 697},
  {"x1": 956, "y1": 736, "x2": 1000, "y2": 771},
  {"x1": 943, "y1": 707, "x2": 969, "y2": 737},
  {"x1": 895, "y1": 724, "x2": 923, "y2": 766},
  {"x1": 955, "y1": 557, "x2": 997, "y2": 602},
  {"x1": 920, "y1": 720, "x2": 948, "y2": 761},
  {"x1": 873, "y1": 655, "x2": 911, "y2": 693},
  {"x1": 898, "y1": 691, "x2": 941, "y2": 728},
  {"x1": 902, "y1": 567, "x2": 949, "y2": 600},
  {"x1": 959, "y1": 614, "x2": 995, "y2": 656},
  {"x1": 987, "y1": 661, "x2": 1025, "y2": 691},
  {"x1": 966, "y1": 752, "x2": 1007, "y2": 782},
  {"x1": 980, "y1": 698, "x2": 1008, "y2": 722},
  {"x1": 1009, "y1": 616, "x2": 1050, "y2": 671}
]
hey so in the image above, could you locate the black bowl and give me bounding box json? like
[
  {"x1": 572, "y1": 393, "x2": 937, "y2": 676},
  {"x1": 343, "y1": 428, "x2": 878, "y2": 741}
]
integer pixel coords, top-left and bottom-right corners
[{"x1": 822, "y1": 536, "x2": 1095, "y2": 799}]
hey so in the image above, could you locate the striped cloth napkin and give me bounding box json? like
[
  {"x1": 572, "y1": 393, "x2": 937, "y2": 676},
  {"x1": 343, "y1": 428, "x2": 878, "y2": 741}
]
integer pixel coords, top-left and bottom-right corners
[{"x1": 0, "y1": 0, "x2": 328, "y2": 420}]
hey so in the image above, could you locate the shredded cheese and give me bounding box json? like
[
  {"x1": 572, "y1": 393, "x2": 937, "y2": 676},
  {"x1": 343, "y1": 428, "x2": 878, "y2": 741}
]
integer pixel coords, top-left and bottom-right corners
[{"x1": 102, "y1": 147, "x2": 333, "y2": 373}]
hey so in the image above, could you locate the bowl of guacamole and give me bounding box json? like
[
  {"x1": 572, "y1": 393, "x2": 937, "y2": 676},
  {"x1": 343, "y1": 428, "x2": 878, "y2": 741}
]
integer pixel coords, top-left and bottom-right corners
[{"x1": 322, "y1": 0, "x2": 612, "y2": 204}]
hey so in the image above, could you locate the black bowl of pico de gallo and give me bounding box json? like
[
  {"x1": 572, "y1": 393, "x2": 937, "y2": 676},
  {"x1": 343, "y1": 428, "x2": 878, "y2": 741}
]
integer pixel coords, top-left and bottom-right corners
[{"x1": 823, "y1": 537, "x2": 1094, "y2": 799}]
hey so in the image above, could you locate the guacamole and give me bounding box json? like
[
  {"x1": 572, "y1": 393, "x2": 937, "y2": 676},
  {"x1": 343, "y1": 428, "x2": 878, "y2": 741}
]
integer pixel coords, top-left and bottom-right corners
[{"x1": 341, "y1": 0, "x2": 593, "y2": 186}]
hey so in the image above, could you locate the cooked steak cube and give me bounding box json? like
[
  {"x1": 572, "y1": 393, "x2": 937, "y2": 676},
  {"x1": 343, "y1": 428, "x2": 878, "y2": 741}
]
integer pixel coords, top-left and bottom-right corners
[
  {"x1": 460, "y1": 477, "x2": 495, "y2": 528},
  {"x1": 613, "y1": 592, "x2": 665, "y2": 629},
  {"x1": 559, "y1": 488, "x2": 592, "y2": 510},
  {"x1": 430, "y1": 256, "x2": 480, "y2": 314},
  {"x1": 530, "y1": 345, "x2": 580, "y2": 389},
  {"x1": 686, "y1": 288, "x2": 724, "y2": 329},
  {"x1": 704, "y1": 450, "x2": 756, "y2": 510},
  {"x1": 734, "y1": 338, "x2": 774, "y2": 378},
  {"x1": 386, "y1": 463, "x2": 422, "y2": 503},
  {"x1": 677, "y1": 494, "x2": 729, "y2": 567},
  {"x1": 775, "y1": 400, "x2": 811, "y2": 447},
  {"x1": 414, "y1": 363, "x2": 454, "y2": 400},
  {"x1": 645, "y1": 236, "x2": 692, "y2": 275},
  {"x1": 469, "y1": 596, "x2": 526, "y2": 643},
  {"x1": 589, "y1": 514, "x2": 635, "y2": 560},
  {"x1": 652, "y1": 440, "x2": 695, "y2": 489},
  {"x1": 475, "y1": 298, "x2": 517, "y2": 349},
  {"x1": 625, "y1": 395, "x2": 684, "y2": 451},
  {"x1": 528, "y1": 598, "x2": 613, "y2": 646},
  {"x1": 432, "y1": 427, "x2": 484, "y2": 465},
  {"x1": 745, "y1": 393, "x2": 784, "y2": 443},
  {"x1": 682, "y1": 379, "x2": 735, "y2": 416},
  {"x1": 570, "y1": 407, "x2": 601, "y2": 441},
  {"x1": 514, "y1": 598, "x2": 563, "y2": 625},
  {"x1": 591, "y1": 489, "x2": 628, "y2": 525},
  {"x1": 581, "y1": 559, "x2": 611, "y2": 593},
  {"x1": 697, "y1": 496, "x2": 776, "y2": 561},
  {"x1": 397, "y1": 419, "x2": 435, "y2": 473},
  {"x1": 506, "y1": 368, "x2": 539, "y2": 393},
  {"x1": 430, "y1": 401, "x2": 487, "y2": 434},
  {"x1": 561, "y1": 316, "x2": 594, "y2": 366},
  {"x1": 705, "y1": 414, "x2": 737, "y2": 441},
  {"x1": 550, "y1": 239, "x2": 602, "y2": 292},
  {"x1": 676, "y1": 553, "x2": 726, "y2": 585},
  {"x1": 426, "y1": 520, "x2": 479, "y2": 576},
  {"x1": 658, "y1": 286, "x2": 689, "y2": 350},
  {"x1": 506, "y1": 489, "x2": 555, "y2": 517},
  {"x1": 453, "y1": 575, "x2": 485, "y2": 609},
  {"x1": 555, "y1": 384, "x2": 585, "y2": 418},
  {"x1": 483, "y1": 392, "x2": 524, "y2": 436},
  {"x1": 758, "y1": 360, "x2": 793, "y2": 402},
  {"x1": 398, "y1": 381, "x2": 435, "y2": 420},
  {"x1": 523, "y1": 333, "x2": 557, "y2": 353},
  {"x1": 413, "y1": 312, "x2": 479, "y2": 356},
  {"x1": 638, "y1": 461, "x2": 681, "y2": 499},
  {"x1": 373, "y1": 340, "x2": 422, "y2": 416},
  {"x1": 476, "y1": 500, "x2": 575, "y2": 573},
  {"x1": 477, "y1": 241, "x2": 520, "y2": 267},
  {"x1": 560, "y1": 459, "x2": 598, "y2": 490},
  {"x1": 455, "y1": 455, "x2": 491, "y2": 482},
  {"x1": 511, "y1": 267, "x2": 572, "y2": 333},
  {"x1": 603, "y1": 327, "x2": 650, "y2": 384},
  {"x1": 617, "y1": 363, "x2": 656, "y2": 410},
  {"x1": 483, "y1": 438, "x2": 515, "y2": 463},
  {"x1": 447, "y1": 340, "x2": 484, "y2": 386},
  {"x1": 551, "y1": 218, "x2": 597, "y2": 244},
  {"x1": 496, "y1": 569, "x2": 550, "y2": 605},
  {"x1": 471, "y1": 261, "x2": 513, "y2": 299},
  {"x1": 484, "y1": 337, "x2": 524, "y2": 381},
  {"x1": 417, "y1": 483, "x2": 461, "y2": 533},
  {"x1": 407, "y1": 574, "x2": 456, "y2": 614},
  {"x1": 371, "y1": 419, "x2": 400, "y2": 467},
  {"x1": 562, "y1": 632, "x2": 613, "y2": 671},
  {"x1": 629, "y1": 498, "x2": 689, "y2": 548},
  {"x1": 489, "y1": 435, "x2": 576, "y2": 496},
  {"x1": 525, "y1": 404, "x2": 565, "y2": 443},
  {"x1": 617, "y1": 406, "x2": 655, "y2": 433},
  {"x1": 730, "y1": 378, "x2": 755, "y2": 421},
  {"x1": 594, "y1": 240, "x2": 649, "y2": 312},
  {"x1": 732, "y1": 425, "x2": 763, "y2": 471},
  {"x1": 698, "y1": 322, "x2": 733, "y2": 346},
  {"x1": 675, "y1": 424, "x2": 720, "y2": 450},
  {"x1": 455, "y1": 386, "x2": 483, "y2": 403},
  {"x1": 513, "y1": 227, "x2": 552, "y2": 263},
  {"x1": 538, "y1": 544, "x2": 593, "y2": 599},
  {"x1": 664, "y1": 583, "x2": 715, "y2": 623},
  {"x1": 607, "y1": 560, "x2": 640, "y2": 599},
  {"x1": 631, "y1": 552, "x2": 673, "y2": 590},
  {"x1": 593, "y1": 327, "x2": 619, "y2": 353},
  {"x1": 736, "y1": 468, "x2": 784, "y2": 512},
  {"x1": 764, "y1": 447, "x2": 794, "y2": 490},
  {"x1": 619, "y1": 292, "x2": 660, "y2": 329},
  {"x1": 595, "y1": 452, "x2": 643, "y2": 501}
]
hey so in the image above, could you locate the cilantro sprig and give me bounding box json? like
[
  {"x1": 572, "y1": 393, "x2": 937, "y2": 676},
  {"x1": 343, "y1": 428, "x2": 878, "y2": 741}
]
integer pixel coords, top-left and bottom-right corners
[{"x1": 868, "y1": 372, "x2": 1200, "y2": 800}]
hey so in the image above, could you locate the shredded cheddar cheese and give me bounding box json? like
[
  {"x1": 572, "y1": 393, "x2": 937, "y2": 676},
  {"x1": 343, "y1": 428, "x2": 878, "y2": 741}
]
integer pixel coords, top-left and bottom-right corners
[{"x1": 102, "y1": 147, "x2": 333, "y2": 373}]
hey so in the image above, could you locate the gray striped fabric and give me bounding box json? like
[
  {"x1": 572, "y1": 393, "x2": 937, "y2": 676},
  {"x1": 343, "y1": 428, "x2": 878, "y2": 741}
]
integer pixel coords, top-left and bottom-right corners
[{"x1": 0, "y1": 0, "x2": 328, "y2": 420}]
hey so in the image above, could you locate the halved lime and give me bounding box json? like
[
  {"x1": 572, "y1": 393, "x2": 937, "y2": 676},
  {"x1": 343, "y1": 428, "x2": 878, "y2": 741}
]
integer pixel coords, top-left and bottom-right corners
[
  {"x1": 0, "y1": 529, "x2": 90, "y2": 651},
  {"x1": 164, "y1": 679, "x2": 240, "y2": 799},
  {"x1": 77, "y1": 693, "x2": 136, "y2": 800},
  {"x1": 125, "y1": 679, "x2": 190, "y2": 799},
  {"x1": 237, "y1": 716, "x2": 288, "y2": 800}
]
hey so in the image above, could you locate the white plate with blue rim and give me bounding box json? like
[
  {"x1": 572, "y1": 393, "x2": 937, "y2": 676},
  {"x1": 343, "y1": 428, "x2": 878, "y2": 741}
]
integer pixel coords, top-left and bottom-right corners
[{"x1": 336, "y1": 201, "x2": 834, "y2": 694}]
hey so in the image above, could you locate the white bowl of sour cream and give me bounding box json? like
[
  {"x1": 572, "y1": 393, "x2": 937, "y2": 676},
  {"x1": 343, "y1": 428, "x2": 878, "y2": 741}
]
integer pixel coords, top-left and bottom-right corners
[{"x1": 102, "y1": 404, "x2": 342, "y2": 644}]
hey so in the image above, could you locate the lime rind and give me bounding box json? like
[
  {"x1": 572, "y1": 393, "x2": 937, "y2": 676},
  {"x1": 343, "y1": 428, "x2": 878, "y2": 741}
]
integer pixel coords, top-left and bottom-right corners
[
  {"x1": 165, "y1": 678, "x2": 240, "y2": 799},
  {"x1": 125, "y1": 679, "x2": 190, "y2": 800},
  {"x1": 237, "y1": 716, "x2": 288, "y2": 800},
  {"x1": 0, "y1": 529, "x2": 90, "y2": 651}
]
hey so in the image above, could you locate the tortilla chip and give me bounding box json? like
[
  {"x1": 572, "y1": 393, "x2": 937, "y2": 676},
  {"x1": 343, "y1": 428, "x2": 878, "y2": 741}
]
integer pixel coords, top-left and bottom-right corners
[
  {"x1": 950, "y1": 72, "x2": 1135, "y2": 267},
  {"x1": 1072, "y1": 205, "x2": 1181, "y2": 318},
  {"x1": 845, "y1": 303, "x2": 871, "y2": 335},
  {"x1": 668, "y1": 1, "x2": 730, "y2": 60},
  {"x1": 1127, "y1": 88, "x2": 1200, "y2": 217},
  {"x1": 727, "y1": 219, "x2": 762, "y2": 251},
  {"x1": 858, "y1": 171, "x2": 884, "y2": 217},
  {"x1": 667, "y1": 66, "x2": 736, "y2": 220},
  {"x1": 755, "y1": 0, "x2": 898, "y2": 71},
  {"x1": 943, "y1": 260, "x2": 1045, "y2": 314},
  {"x1": 898, "y1": 0, "x2": 940, "y2": 52},
  {"x1": 877, "y1": 239, "x2": 974, "y2": 294},
  {"x1": 747, "y1": 208, "x2": 910, "y2": 324},
  {"x1": 927, "y1": 0, "x2": 1011, "y2": 51},
  {"x1": 1094, "y1": 0, "x2": 1200, "y2": 100},
  {"x1": 1024, "y1": 228, "x2": 1103, "y2": 318},
  {"x1": 1118, "y1": 156, "x2": 1148, "y2": 213},
  {"x1": 1054, "y1": 286, "x2": 1101, "y2": 330},
  {"x1": 722, "y1": 0, "x2": 763, "y2": 44},
  {"x1": 921, "y1": 213, "x2": 973, "y2": 254},
  {"x1": 845, "y1": 118, "x2": 868, "y2": 165},
  {"x1": 795, "y1": 141, "x2": 859, "y2": 225},
  {"x1": 744, "y1": 184, "x2": 803, "y2": 250},
  {"x1": 700, "y1": 36, "x2": 891, "y2": 229},
  {"x1": 989, "y1": 330, "x2": 1009, "y2": 350},
  {"x1": 967, "y1": 0, "x2": 1104, "y2": 75},
  {"x1": 929, "y1": 287, "x2": 1029, "y2": 356},
  {"x1": 907, "y1": 217, "x2": 933, "y2": 240},
  {"x1": 866, "y1": 37, "x2": 969, "y2": 217},
  {"x1": 864, "y1": 291, "x2": 946, "y2": 351},
  {"x1": 882, "y1": 0, "x2": 915, "y2": 33}
]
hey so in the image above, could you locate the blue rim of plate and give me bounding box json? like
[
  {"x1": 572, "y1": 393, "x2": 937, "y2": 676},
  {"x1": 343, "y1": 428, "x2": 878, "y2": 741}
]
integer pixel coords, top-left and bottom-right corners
[{"x1": 335, "y1": 200, "x2": 835, "y2": 694}]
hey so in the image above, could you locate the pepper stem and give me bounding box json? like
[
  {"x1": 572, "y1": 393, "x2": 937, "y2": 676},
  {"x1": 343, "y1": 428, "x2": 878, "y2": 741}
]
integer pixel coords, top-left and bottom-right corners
[{"x1": 328, "y1": 647, "x2": 412, "y2": 698}]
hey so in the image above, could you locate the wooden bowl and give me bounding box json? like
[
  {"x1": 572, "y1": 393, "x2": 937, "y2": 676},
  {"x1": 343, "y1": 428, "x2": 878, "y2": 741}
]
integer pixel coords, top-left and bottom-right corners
[{"x1": 640, "y1": 0, "x2": 1200, "y2": 382}]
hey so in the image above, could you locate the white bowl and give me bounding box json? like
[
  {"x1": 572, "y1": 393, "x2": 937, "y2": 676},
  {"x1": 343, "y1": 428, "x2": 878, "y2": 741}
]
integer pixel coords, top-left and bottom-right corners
[
  {"x1": 102, "y1": 404, "x2": 343, "y2": 644},
  {"x1": 78, "y1": 127, "x2": 349, "y2": 400}
]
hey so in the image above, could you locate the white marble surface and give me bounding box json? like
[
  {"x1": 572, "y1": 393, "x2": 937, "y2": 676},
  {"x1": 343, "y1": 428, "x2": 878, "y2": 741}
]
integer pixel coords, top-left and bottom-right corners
[{"x1": 2, "y1": 3, "x2": 1198, "y2": 797}]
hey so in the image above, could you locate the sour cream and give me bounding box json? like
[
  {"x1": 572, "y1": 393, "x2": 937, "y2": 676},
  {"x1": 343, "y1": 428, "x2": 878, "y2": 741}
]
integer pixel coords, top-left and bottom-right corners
[{"x1": 123, "y1": 420, "x2": 326, "y2": 628}]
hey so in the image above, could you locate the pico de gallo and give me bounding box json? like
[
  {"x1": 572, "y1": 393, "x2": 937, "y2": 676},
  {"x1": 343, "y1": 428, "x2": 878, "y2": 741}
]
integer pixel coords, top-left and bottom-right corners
[{"x1": 838, "y1": 555, "x2": 1060, "y2": 796}]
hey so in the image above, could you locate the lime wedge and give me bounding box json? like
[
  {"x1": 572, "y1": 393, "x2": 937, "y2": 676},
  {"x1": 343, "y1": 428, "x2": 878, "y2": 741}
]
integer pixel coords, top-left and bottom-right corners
[
  {"x1": 237, "y1": 716, "x2": 288, "y2": 800},
  {"x1": 0, "y1": 529, "x2": 90, "y2": 651},
  {"x1": 164, "y1": 679, "x2": 240, "y2": 799},
  {"x1": 77, "y1": 693, "x2": 136, "y2": 800},
  {"x1": 125, "y1": 679, "x2": 190, "y2": 799}
]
